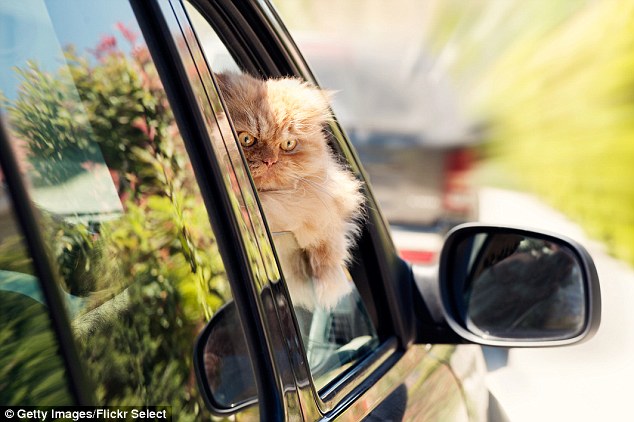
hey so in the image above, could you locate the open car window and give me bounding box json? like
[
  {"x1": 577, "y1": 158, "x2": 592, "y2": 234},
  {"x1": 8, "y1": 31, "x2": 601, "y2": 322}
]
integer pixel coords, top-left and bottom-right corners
[{"x1": 185, "y1": 0, "x2": 381, "y2": 392}]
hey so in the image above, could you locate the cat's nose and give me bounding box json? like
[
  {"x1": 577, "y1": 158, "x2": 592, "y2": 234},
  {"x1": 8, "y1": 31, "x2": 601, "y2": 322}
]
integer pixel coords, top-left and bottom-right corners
[{"x1": 263, "y1": 158, "x2": 278, "y2": 167}]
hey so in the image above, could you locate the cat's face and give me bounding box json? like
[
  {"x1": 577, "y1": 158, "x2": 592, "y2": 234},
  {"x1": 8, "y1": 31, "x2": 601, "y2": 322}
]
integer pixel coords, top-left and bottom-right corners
[{"x1": 216, "y1": 72, "x2": 332, "y2": 191}]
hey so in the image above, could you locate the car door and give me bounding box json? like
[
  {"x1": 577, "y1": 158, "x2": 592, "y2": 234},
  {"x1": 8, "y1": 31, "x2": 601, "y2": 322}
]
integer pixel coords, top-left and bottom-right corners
[
  {"x1": 0, "y1": 0, "x2": 475, "y2": 420},
  {"x1": 170, "y1": 1, "x2": 476, "y2": 421},
  {"x1": 0, "y1": 0, "x2": 273, "y2": 419}
]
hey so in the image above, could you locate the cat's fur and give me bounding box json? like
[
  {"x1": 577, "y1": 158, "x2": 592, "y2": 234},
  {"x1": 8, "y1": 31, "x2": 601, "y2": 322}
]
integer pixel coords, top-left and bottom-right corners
[{"x1": 216, "y1": 72, "x2": 363, "y2": 309}]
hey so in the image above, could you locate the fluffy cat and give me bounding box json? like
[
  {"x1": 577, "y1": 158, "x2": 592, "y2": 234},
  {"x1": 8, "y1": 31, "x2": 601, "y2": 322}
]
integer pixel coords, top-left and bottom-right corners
[{"x1": 215, "y1": 72, "x2": 363, "y2": 309}]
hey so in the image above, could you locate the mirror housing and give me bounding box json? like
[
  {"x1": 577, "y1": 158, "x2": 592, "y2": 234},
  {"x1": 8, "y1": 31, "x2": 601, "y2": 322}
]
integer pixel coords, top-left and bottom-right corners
[
  {"x1": 193, "y1": 301, "x2": 257, "y2": 415},
  {"x1": 438, "y1": 224, "x2": 601, "y2": 347}
]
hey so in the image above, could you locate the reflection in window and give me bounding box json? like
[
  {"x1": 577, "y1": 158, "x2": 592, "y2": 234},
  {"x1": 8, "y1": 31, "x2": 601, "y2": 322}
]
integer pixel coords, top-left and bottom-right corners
[
  {"x1": 0, "y1": 0, "x2": 244, "y2": 417},
  {"x1": 0, "y1": 170, "x2": 73, "y2": 405},
  {"x1": 185, "y1": 2, "x2": 241, "y2": 75}
]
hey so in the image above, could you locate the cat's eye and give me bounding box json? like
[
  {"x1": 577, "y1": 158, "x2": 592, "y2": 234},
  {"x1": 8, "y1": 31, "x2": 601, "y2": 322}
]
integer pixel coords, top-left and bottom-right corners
[
  {"x1": 280, "y1": 139, "x2": 297, "y2": 151},
  {"x1": 238, "y1": 131, "x2": 257, "y2": 147}
]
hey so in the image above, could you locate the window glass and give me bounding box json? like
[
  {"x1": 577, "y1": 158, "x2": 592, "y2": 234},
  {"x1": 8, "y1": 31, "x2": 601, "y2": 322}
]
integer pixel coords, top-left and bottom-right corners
[
  {"x1": 184, "y1": 4, "x2": 240, "y2": 75},
  {"x1": 0, "y1": 0, "x2": 250, "y2": 417},
  {"x1": 0, "y1": 168, "x2": 73, "y2": 405},
  {"x1": 186, "y1": 3, "x2": 379, "y2": 390}
]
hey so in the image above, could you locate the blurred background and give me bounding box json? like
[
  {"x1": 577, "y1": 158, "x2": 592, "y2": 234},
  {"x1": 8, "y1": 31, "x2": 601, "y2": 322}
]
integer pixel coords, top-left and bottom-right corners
[
  {"x1": 273, "y1": 0, "x2": 634, "y2": 420},
  {"x1": 273, "y1": 0, "x2": 634, "y2": 263}
]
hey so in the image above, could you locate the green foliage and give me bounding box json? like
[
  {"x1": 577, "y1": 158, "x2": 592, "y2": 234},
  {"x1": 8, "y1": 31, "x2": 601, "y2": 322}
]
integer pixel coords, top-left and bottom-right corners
[
  {"x1": 422, "y1": 0, "x2": 589, "y2": 86},
  {"x1": 3, "y1": 26, "x2": 231, "y2": 420},
  {"x1": 7, "y1": 62, "x2": 100, "y2": 186},
  {"x1": 478, "y1": 1, "x2": 634, "y2": 265},
  {"x1": 0, "y1": 291, "x2": 74, "y2": 406},
  {"x1": 0, "y1": 235, "x2": 34, "y2": 276}
]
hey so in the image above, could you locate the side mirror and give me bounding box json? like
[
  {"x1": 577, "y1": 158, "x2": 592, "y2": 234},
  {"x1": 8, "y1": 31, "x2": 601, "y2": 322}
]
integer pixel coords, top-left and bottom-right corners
[
  {"x1": 193, "y1": 301, "x2": 257, "y2": 415},
  {"x1": 439, "y1": 224, "x2": 601, "y2": 346}
]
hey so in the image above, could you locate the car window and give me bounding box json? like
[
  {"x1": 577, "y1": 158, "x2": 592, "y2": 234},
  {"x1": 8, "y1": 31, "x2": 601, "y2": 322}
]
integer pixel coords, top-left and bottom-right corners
[
  {"x1": 0, "y1": 0, "x2": 253, "y2": 417},
  {"x1": 0, "y1": 168, "x2": 73, "y2": 405},
  {"x1": 185, "y1": 2, "x2": 380, "y2": 391}
]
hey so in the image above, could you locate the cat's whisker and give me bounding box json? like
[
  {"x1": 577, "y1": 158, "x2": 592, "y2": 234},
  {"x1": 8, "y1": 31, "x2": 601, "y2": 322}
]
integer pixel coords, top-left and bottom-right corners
[
  {"x1": 286, "y1": 164, "x2": 332, "y2": 184},
  {"x1": 287, "y1": 174, "x2": 336, "y2": 199},
  {"x1": 276, "y1": 174, "x2": 332, "y2": 209},
  {"x1": 289, "y1": 163, "x2": 331, "y2": 183}
]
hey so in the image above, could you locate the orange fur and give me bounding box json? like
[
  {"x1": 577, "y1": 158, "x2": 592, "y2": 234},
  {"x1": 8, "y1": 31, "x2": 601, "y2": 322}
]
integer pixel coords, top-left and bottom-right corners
[{"x1": 216, "y1": 72, "x2": 363, "y2": 308}]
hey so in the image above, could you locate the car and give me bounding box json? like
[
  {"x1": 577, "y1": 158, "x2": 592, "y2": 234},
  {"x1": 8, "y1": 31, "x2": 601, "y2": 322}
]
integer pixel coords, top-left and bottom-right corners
[{"x1": 0, "y1": 1, "x2": 600, "y2": 421}]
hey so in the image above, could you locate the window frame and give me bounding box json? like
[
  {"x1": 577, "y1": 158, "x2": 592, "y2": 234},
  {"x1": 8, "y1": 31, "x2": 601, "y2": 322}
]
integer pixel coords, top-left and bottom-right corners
[
  {"x1": 179, "y1": 0, "x2": 418, "y2": 417},
  {"x1": 130, "y1": 0, "x2": 295, "y2": 418}
]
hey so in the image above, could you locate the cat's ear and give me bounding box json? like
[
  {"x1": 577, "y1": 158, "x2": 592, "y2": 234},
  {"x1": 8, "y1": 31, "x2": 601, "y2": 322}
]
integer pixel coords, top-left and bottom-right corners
[
  {"x1": 287, "y1": 80, "x2": 335, "y2": 122},
  {"x1": 320, "y1": 88, "x2": 337, "y2": 102},
  {"x1": 320, "y1": 89, "x2": 338, "y2": 118},
  {"x1": 310, "y1": 86, "x2": 336, "y2": 123},
  {"x1": 214, "y1": 71, "x2": 264, "y2": 103},
  {"x1": 214, "y1": 71, "x2": 233, "y2": 92}
]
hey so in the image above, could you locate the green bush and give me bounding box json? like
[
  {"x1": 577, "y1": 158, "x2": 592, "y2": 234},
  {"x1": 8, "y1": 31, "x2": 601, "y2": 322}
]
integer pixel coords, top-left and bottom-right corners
[{"x1": 2, "y1": 26, "x2": 231, "y2": 420}]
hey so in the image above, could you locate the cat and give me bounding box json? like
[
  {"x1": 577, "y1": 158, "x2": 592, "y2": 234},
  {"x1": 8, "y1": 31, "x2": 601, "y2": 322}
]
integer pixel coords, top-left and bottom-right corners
[{"x1": 215, "y1": 72, "x2": 363, "y2": 309}]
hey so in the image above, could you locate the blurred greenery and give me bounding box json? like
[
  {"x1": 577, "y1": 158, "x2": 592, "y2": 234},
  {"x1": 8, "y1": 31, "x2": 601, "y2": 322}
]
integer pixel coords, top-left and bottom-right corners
[
  {"x1": 1, "y1": 25, "x2": 232, "y2": 420},
  {"x1": 423, "y1": 0, "x2": 589, "y2": 78},
  {"x1": 474, "y1": 1, "x2": 634, "y2": 264},
  {"x1": 0, "y1": 290, "x2": 74, "y2": 405},
  {"x1": 0, "y1": 235, "x2": 34, "y2": 276},
  {"x1": 423, "y1": 0, "x2": 634, "y2": 265}
]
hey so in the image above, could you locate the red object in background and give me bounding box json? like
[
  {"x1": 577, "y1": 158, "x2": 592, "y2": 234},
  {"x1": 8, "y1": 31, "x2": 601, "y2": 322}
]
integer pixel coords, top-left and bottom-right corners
[
  {"x1": 398, "y1": 249, "x2": 437, "y2": 264},
  {"x1": 443, "y1": 148, "x2": 475, "y2": 214}
]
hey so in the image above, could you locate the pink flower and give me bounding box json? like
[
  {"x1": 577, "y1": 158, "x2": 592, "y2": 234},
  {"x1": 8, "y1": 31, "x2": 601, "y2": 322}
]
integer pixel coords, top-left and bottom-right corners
[
  {"x1": 116, "y1": 22, "x2": 138, "y2": 46},
  {"x1": 91, "y1": 35, "x2": 117, "y2": 60}
]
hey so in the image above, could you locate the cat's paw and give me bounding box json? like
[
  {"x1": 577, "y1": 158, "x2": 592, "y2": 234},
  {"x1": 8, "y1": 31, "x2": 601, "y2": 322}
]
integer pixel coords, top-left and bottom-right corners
[
  {"x1": 312, "y1": 265, "x2": 353, "y2": 310},
  {"x1": 283, "y1": 265, "x2": 351, "y2": 310}
]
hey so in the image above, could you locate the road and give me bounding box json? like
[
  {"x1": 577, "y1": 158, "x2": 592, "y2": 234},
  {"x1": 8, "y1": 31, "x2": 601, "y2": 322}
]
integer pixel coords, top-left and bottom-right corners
[{"x1": 479, "y1": 187, "x2": 634, "y2": 421}]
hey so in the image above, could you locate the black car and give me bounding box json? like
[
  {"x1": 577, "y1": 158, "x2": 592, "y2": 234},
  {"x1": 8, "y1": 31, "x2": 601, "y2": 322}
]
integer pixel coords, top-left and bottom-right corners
[{"x1": 0, "y1": 1, "x2": 600, "y2": 421}]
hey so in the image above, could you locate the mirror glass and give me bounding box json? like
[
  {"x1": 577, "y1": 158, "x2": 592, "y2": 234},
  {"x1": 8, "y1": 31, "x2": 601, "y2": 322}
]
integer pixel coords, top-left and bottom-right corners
[
  {"x1": 197, "y1": 302, "x2": 257, "y2": 411},
  {"x1": 451, "y1": 232, "x2": 586, "y2": 341}
]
